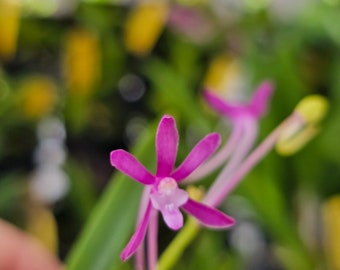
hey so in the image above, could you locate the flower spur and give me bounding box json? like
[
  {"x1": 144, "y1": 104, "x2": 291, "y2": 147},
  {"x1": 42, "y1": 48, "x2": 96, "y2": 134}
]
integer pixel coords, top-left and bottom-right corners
[{"x1": 110, "y1": 115, "x2": 235, "y2": 261}]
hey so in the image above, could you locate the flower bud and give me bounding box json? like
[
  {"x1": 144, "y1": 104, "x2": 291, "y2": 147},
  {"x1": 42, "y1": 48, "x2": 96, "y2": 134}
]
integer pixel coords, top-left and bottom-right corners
[{"x1": 276, "y1": 95, "x2": 329, "y2": 156}]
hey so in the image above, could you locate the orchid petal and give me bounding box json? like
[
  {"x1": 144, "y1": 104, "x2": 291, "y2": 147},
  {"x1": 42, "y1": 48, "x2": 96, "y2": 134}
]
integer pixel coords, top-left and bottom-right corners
[
  {"x1": 120, "y1": 201, "x2": 152, "y2": 261},
  {"x1": 171, "y1": 133, "x2": 221, "y2": 181},
  {"x1": 203, "y1": 90, "x2": 240, "y2": 118},
  {"x1": 181, "y1": 199, "x2": 235, "y2": 228},
  {"x1": 110, "y1": 150, "x2": 154, "y2": 185},
  {"x1": 160, "y1": 205, "x2": 183, "y2": 230},
  {"x1": 248, "y1": 81, "x2": 274, "y2": 118},
  {"x1": 156, "y1": 115, "x2": 179, "y2": 177}
]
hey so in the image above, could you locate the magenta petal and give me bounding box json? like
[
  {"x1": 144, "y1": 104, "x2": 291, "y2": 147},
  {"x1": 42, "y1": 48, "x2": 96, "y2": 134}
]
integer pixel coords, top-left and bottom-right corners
[
  {"x1": 160, "y1": 206, "x2": 184, "y2": 230},
  {"x1": 247, "y1": 81, "x2": 274, "y2": 118},
  {"x1": 181, "y1": 199, "x2": 235, "y2": 228},
  {"x1": 203, "y1": 89, "x2": 240, "y2": 118},
  {"x1": 110, "y1": 150, "x2": 154, "y2": 185},
  {"x1": 156, "y1": 115, "x2": 179, "y2": 177},
  {"x1": 171, "y1": 133, "x2": 221, "y2": 181},
  {"x1": 120, "y1": 201, "x2": 152, "y2": 261}
]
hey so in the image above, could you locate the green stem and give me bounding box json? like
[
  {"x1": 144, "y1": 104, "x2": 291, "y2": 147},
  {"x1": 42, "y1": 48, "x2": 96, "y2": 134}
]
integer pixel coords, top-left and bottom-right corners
[{"x1": 157, "y1": 218, "x2": 200, "y2": 270}]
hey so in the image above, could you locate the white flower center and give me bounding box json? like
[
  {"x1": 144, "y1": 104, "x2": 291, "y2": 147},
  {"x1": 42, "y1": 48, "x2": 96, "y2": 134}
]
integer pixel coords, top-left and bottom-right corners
[
  {"x1": 150, "y1": 177, "x2": 189, "y2": 212},
  {"x1": 157, "y1": 177, "x2": 177, "y2": 196}
]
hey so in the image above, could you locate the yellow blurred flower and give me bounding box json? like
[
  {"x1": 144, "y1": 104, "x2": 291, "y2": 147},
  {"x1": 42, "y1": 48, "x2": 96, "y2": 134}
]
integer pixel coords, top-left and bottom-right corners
[
  {"x1": 186, "y1": 185, "x2": 204, "y2": 201},
  {"x1": 0, "y1": 0, "x2": 21, "y2": 60},
  {"x1": 203, "y1": 54, "x2": 244, "y2": 99},
  {"x1": 20, "y1": 76, "x2": 57, "y2": 119},
  {"x1": 322, "y1": 195, "x2": 340, "y2": 270},
  {"x1": 124, "y1": 1, "x2": 169, "y2": 56},
  {"x1": 63, "y1": 28, "x2": 101, "y2": 96},
  {"x1": 26, "y1": 203, "x2": 58, "y2": 254}
]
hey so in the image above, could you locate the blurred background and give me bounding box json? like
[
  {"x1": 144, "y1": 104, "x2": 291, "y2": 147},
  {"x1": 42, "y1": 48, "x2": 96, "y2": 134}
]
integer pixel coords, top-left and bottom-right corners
[{"x1": 0, "y1": 0, "x2": 340, "y2": 269}]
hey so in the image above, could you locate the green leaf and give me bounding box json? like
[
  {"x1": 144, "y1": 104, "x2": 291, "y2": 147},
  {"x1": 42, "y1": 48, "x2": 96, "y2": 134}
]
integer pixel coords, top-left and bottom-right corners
[
  {"x1": 0, "y1": 174, "x2": 26, "y2": 215},
  {"x1": 66, "y1": 122, "x2": 157, "y2": 270},
  {"x1": 65, "y1": 159, "x2": 98, "y2": 221}
]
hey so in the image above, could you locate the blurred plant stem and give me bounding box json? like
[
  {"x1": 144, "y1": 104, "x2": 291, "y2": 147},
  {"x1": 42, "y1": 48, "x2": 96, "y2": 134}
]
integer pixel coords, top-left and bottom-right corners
[{"x1": 158, "y1": 218, "x2": 199, "y2": 270}]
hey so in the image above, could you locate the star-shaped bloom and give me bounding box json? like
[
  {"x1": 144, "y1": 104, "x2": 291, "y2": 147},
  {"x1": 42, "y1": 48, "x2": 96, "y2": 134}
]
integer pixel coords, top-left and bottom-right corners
[{"x1": 110, "y1": 115, "x2": 235, "y2": 261}]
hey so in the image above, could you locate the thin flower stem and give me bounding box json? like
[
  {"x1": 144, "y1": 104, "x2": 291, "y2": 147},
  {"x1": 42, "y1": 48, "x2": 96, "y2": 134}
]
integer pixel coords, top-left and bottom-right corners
[
  {"x1": 138, "y1": 187, "x2": 152, "y2": 222},
  {"x1": 157, "y1": 218, "x2": 200, "y2": 270},
  {"x1": 204, "y1": 117, "x2": 258, "y2": 205},
  {"x1": 135, "y1": 187, "x2": 151, "y2": 270},
  {"x1": 148, "y1": 209, "x2": 158, "y2": 270},
  {"x1": 185, "y1": 121, "x2": 243, "y2": 183},
  {"x1": 135, "y1": 246, "x2": 145, "y2": 270},
  {"x1": 207, "y1": 113, "x2": 299, "y2": 207}
]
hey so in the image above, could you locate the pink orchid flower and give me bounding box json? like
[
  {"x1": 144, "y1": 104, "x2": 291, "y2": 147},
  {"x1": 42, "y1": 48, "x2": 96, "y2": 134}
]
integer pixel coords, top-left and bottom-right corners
[{"x1": 110, "y1": 115, "x2": 235, "y2": 261}]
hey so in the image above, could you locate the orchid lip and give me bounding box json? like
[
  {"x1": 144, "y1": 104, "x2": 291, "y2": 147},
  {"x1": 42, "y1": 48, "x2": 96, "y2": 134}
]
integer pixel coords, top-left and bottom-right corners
[
  {"x1": 150, "y1": 177, "x2": 189, "y2": 230},
  {"x1": 150, "y1": 177, "x2": 189, "y2": 210}
]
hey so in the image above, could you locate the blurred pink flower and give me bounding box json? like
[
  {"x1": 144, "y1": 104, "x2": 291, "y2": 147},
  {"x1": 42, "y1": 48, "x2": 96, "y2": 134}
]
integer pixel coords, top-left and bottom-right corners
[
  {"x1": 203, "y1": 80, "x2": 274, "y2": 121},
  {"x1": 187, "y1": 81, "x2": 274, "y2": 207}
]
